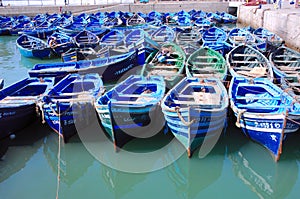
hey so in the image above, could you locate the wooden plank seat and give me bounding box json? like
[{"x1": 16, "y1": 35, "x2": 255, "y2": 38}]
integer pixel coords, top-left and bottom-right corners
[
  {"x1": 150, "y1": 65, "x2": 179, "y2": 69},
  {"x1": 191, "y1": 62, "x2": 218, "y2": 65},
  {"x1": 190, "y1": 67, "x2": 221, "y2": 71},
  {"x1": 236, "y1": 70, "x2": 267, "y2": 78},
  {"x1": 195, "y1": 56, "x2": 219, "y2": 59},
  {"x1": 231, "y1": 60, "x2": 262, "y2": 64},
  {"x1": 233, "y1": 54, "x2": 257, "y2": 57},
  {"x1": 277, "y1": 66, "x2": 300, "y2": 70},
  {"x1": 274, "y1": 60, "x2": 299, "y2": 63}
]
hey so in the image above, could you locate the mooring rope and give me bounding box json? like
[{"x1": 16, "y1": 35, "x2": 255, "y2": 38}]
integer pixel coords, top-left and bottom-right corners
[
  {"x1": 55, "y1": 106, "x2": 62, "y2": 199},
  {"x1": 286, "y1": 117, "x2": 300, "y2": 126}
]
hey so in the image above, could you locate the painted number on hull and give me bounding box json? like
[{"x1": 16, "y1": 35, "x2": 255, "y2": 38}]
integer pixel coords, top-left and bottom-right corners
[{"x1": 254, "y1": 122, "x2": 281, "y2": 129}]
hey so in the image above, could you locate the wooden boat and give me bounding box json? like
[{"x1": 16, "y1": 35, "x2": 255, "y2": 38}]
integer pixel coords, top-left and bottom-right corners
[
  {"x1": 126, "y1": 13, "x2": 146, "y2": 26},
  {"x1": 151, "y1": 25, "x2": 175, "y2": 43},
  {"x1": 41, "y1": 73, "x2": 104, "y2": 143},
  {"x1": 140, "y1": 42, "x2": 186, "y2": 88},
  {"x1": 194, "y1": 17, "x2": 212, "y2": 33},
  {"x1": 218, "y1": 12, "x2": 237, "y2": 24},
  {"x1": 202, "y1": 27, "x2": 227, "y2": 43},
  {"x1": 0, "y1": 79, "x2": 3, "y2": 90},
  {"x1": 206, "y1": 12, "x2": 222, "y2": 23},
  {"x1": 161, "y1": 77, "x2": 228, "y2": 157},
  {"x1": 125, "y1": 29, "x2": 160, "y2": 65},
  {"x1": 228, "y1": 28, "x2": 256, "y2": 47},
  {"x1": 229, "y1": 76, "x2": 299, "y2": 161},
  {"x1": 29, "y1": 47, "x2": 138, "y2": 84},
  {"x1": 0, "y1": 77, "x2": 54, "y2": 140},
  {"x1": 103, "y1": 17, "x2": 123, "y2": 28},
  {"x1": 269, "y1": 46, "x2": 300, "y2": 131},
  {"x1": 47, "y1": 32, "x2": 76, "y2": 56},
  {"x1": 74, "y1": 30, "x2": 100, "y2": 48},
  {"x1": 16, "y1": 34, "x2": 51, "y2": 59},
  {"x1": 19, "y1": 26, "x2": 57, "y2": 39},
  {"x1": 179, "y1": 43, "x2": 199, "y2": 58},
  {"x1": 202, "y1": 41, "x2": 233, "y2": 57},
  {"x1": 95, "y1": 75, "x2": 166, "y2": 150},
  {"x1": 253, "y1": 27, "x2": 284, "y2": 50},
  {"x1": 269, "y1": 46, "x2": 300, "y2": 87},
  {"x1": 226, "y1": 45, "x2": 274, "y2": 81},
  {"x1": 186, "y1": 46, "x2": 227, "y2": 81},
  {"x1": 175, "y1": 28, "x2": 201, "y2": 46},
  {"x1": 100, "y1": 29, "x2": 125, "y2": 47},
  {"x1": 61, "y1": 47, "x2": 99, "y2": 62}
]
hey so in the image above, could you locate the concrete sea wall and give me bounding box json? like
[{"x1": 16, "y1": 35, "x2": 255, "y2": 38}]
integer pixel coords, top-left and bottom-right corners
[{"x1": 238, "y1": 3, "x2": 300, "y2": 51}]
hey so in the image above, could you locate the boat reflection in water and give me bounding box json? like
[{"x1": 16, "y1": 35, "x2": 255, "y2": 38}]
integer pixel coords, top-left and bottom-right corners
[
  {"x1": 165, "y1": 137, "x2": 226, "y2": 198},
  {"x1": 228, "y1": 139, "x2": 299, "y2": 199},
  {"x1": 101, "y1": 164, "x2": 147, "y2": 199},
  {"x1": 43, "y1": 133, "x2": 95, "y2": 186},
  {"x1": 0, "y1": 120, "x2": 48, "y2": 182}
]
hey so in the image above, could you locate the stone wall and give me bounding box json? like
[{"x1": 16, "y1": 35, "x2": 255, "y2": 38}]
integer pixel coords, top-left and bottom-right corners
[{"x1": 238, "y1": 4, "x2": 300, "y2": 51}]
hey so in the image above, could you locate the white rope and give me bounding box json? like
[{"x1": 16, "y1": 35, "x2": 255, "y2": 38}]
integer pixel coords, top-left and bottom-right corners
[
  {"x1": 175, "y1": 106, "x2": 195, "y2": 127},
  {"x1": 55, "y1": 106, "x2": 62, "y2": 199}
]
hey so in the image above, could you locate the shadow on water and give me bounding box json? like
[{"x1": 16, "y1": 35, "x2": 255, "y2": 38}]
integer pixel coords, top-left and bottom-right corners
[{"x1": 0, "y1": 120, "x2": 51, "y2": 183}]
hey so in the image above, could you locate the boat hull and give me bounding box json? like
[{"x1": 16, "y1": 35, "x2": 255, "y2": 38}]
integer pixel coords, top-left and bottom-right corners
[
  {"x1": 0, "y1": 104, "x2": 37, "y2": 140},
  {"x1": 29, "y1": 50, "x2": 139, "y2": 84}
]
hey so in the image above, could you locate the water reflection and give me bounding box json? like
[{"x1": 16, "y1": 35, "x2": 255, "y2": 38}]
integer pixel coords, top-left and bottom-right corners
[
  {"x1": 101, "y1": 165, "x2": 147, "y2": 199},
  {"x1": 228, "y1": 139, "x2": 299, "y2": 199},
  {"x1": 43, "y1": 133, "x2": 95, "y2": 186},
  {"x1": 166, "y1": 138, "x2": 226, "y2": 199},
  {"x1": 0, "y1": 121, "x2": 48, "y2": 182}
]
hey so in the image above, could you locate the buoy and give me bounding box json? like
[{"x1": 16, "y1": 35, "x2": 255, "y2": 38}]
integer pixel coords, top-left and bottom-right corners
[{"x1": 9, "y1": 134, "x2": 16, "y2": 140}]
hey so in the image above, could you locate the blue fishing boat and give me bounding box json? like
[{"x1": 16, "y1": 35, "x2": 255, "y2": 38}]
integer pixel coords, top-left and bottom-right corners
[
  {"x1": 226, "y1": 44, "x2": 274, "y2": 81},
  {"x1": 126, "y1": 13, "x2": 146, "y2": 27},
  {"x1": 229, "y1": 77, "x2": 300, "y2": 161},
  {"x1": 74, "y1": 30, "x2": 100, "y2": 48},
  {"x1": 161, "y1": 77, "x2": 228, "y2": 157},
  {"x1": 269, "y1": 46, "x2": 300, "y2": 131},
  {"x1": 218, "y1": 12, "x2": 237, "y2": 24},
  {"x1": 95, "y1": 75, "x2": 166, "y2": 150},
  {"x1": 125, "y1": 29, "x2": 160, "y2": 65},
  {"x1": 0, "y1": 79, "x2": 3, "y2": 89},
  {"x1": 0, "y1": 77, "x2": 54, "y2": 140},
  {"x1": 228, "y1": 28, "x2": 256, "y2": 47},
  {"x1": 29, "y1": 48, "x2": 138, "y2": 84},
  {"x1": 253, "y1": 27, "x2": 284, "y2": 51},
  {"x1": 19, "y1": 25, "x2": 57, "y2": 39},
  {"x1": 140, "y1": 42, "x2": 186, "y2": 88},
  {"x1": 269, "y1": 46, "x2": 300, "y2": 85},
  {"x1": 41, "y1": 73, "x2": 104, "y2": 143},
  {"x1": 206, "y1": 12, "x2": 222, "y2": 23},
  {"x1": 151, "y1": 25, "x2": 175, "y2": 43},
  {"x1": 47, "y1": 32, "x2": 76, "y2": 56},
  {"x1": 202, "y1": 41, "x2": 233, "y2": 57},
  {"x1": 100, "y1": 29, "x2": 125, "y2": 47},
  {"x1": 16, "y1": 34, "x2": 52, "y2": 59},
  {"x1": 61, "y1": 47, "x2": 99, "y2": 62},
  {"x1": 202, "y1": 27, "x2": 227, "y2": 43},
  {"x1": 175, "y1": 28, "x2": 201, "y2": 46},
  {"x1": 194, "y1": 17, "x2": 212, "y2": 33},
  {"x1": 103, "y1": 17, "x2": 123, "y2": 28}
]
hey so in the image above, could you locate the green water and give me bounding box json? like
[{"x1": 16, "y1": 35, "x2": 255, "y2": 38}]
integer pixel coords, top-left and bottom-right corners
[{"x1": 1, "y1": 36, "x2": 300, "y2": 199}]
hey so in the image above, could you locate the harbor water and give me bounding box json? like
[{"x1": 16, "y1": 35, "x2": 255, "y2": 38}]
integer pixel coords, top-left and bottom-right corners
[{"x1": 1, "y1": 35, "x2": 300, "y2": 199}]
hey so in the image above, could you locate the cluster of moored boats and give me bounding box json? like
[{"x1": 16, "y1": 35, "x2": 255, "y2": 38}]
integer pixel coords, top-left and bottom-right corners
[{"x1": 0, "y1": 9, "x2": 300, "y2": 161}]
